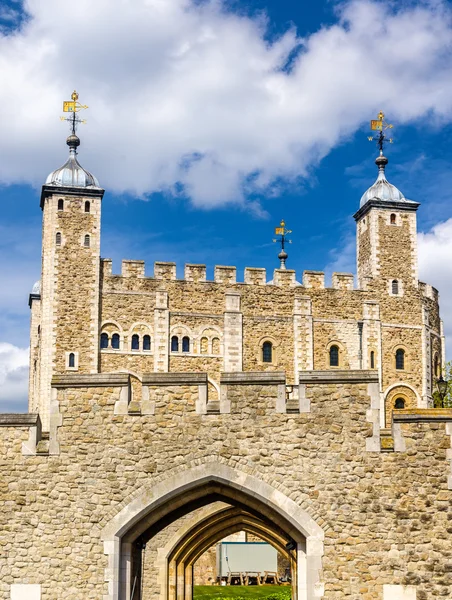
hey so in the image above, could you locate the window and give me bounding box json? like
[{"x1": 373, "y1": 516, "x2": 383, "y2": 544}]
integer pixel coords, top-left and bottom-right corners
[
  {"x1": 131, "y1": 334, "x2": 139, "y2": 351},
  {"x1": 329, "y1": 345, "x2": 339, "y2": 367},
  {"x1": 200, "y1": 337, "x2": 208, "y2": 354},
  {"x1": 68, "y1": 353, "x2": 75, "y2": 368},
  {"x1": 394, "y1": 397, "x2": 405, "y2": 409},
  {"x1": 370, "y1": 350, "x2": 375, "y2": 369},
  {"x1": 58, "y1": 199, "x2": 64, "y2": 211},
  {"x1": 182, "y1": 336, "x2": 190, "y2": 353},
  {"x1": 395, "y1": 349, "x2": 405, "y2": 370},
  {"x1": 111, "y1": 333, "x2": 120, "y2": 350},
  {"x1": 143, "y1": 335, "x2": 151, "y2": 351},
  {"x1": 100, "y1": 333, "x2": 109, "y2": 349},
  {"x1": 56, "y1": 232, "x2": 61, "y2": 246},
  {"x1": 434, "y1": 354, "x2": 440, "y2": 377},
  {"x1": 84, "y1": 201, "x2": 90, "y2": 213},
  {"x1": 392, "y1": 280, "x2": 399, "y2": 295},
  {"x1": 262, "y1": 341, "x2": 273, "y2": 363},
  {"x1": 390, "y1": 213, "x2": 396, "y2": 225},
  {"x1": 84, "y1": 234, "x2": 90, "y2": 248},
  {"x1": 212, "y1": 337, "x2": 220, "y2": 355},
  {"x1": 171, "y1": 336, "x2": 179, "y2": 352}
]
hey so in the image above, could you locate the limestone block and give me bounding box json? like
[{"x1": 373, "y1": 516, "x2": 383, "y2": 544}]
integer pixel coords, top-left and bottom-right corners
[
  {"x1": 303, "y1": 270, "x2": 325, "y2": 289},
  {"x1": 154, "y1": 261, "x2": 176, "y2": 280},
  {"x1": 10, "y1": 584, "x2": 41, "y2": 600},
  {"x1": 122, "y1": 260, "x2": 145, "y2": 278},
  {"x1": 101, "y1": 258, "x2": 112, "y2": 278},
  {"x1": 383, "y1": 584, "x2": 417, "y2": 600},
  {"x1": 332, "y1": 272, "x2": 354, "y2": 290},
  {"x1": 185, "y1": 264, "x2": 206, "y2": 283},
  {"x1": 214, "y1": 266, "x2": 236, "y2": 284},
  {"x1": 273, "y1": 269, "x2": 297, "y2": 287},
  {"x1": 244, "y1": 267, "x2": 266, "y2": 285}
]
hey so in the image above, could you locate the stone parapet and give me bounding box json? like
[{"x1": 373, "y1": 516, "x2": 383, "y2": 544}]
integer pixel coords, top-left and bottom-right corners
[
  {"x1": 214, "y1": 266, "x2": 236, "y2": 284},
  {"x1": 122, "y1": 260, "x2": 145, "y2": 278},
  {"x1": 302, "y1": 271, "x2": 325, "y2": 289},
  {"x1": 185, "y1": 264, "x2": 207, "y2": 283},
  {"x1": 332, "y1": 272, "x2": 354, "y2": 290}
]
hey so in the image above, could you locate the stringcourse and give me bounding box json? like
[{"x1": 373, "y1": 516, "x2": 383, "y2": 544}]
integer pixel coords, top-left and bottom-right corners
[{"x1": 1, "y1": 99, "x2": 451, "y2": 600}]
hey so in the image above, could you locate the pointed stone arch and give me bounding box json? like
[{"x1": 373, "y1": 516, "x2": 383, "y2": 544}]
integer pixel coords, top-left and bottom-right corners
[{"x1": 101, "y1": 461, "x2": 324, "y2": 600}]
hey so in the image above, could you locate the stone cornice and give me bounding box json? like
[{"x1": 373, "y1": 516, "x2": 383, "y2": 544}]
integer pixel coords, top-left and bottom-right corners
[
  {"x1": 52, "y1": 373, "x2": 130, "y2": 388},
  {"x1": 393, "y1": 408, "x2": 452, "y2": 423},
  {"x1": 353, "y1": 198, "x2": 420, "y2": 221},
  {"x1": 299, "y1": 370, "x2": 378, "y2": 384},
  {"x1": 0, "y1": 413, "x2": 40, "y2": 427},
  {"x1": 40, "y1": 184, "x2": 105, "y2": 209},
  {"x1": 142, "y1": 372, "x2": 208, "y2": 385},
  {"x1": 221, "y1": 372, "x2": 285, "y2": 385}
]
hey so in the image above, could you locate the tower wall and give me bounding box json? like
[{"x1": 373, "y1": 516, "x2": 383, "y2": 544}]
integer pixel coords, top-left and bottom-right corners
[{"x1": 37, "y1": 188, "x2": 102, "y2": 428}]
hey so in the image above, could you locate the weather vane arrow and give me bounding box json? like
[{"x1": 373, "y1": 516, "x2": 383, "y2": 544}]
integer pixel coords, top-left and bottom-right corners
[
  {"x1": 60, "y1": 90, "x2": 88, "y2": 136},
  {"x1": 368, "y1": 110, "x2": 394, "y2": 154}
]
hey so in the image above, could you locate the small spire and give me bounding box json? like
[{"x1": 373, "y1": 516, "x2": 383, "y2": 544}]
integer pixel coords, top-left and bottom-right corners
[{"x1": 273, "y1": 219, "x2": 292, "y2": 269}]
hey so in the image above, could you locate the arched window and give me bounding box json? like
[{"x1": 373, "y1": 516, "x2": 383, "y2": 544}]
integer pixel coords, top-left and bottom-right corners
[
  {"x1": 329, "y1": 345, "x2": 339, "y2": 367},
  {"x1": 84, "y1": 201, "x2": 90, "y2": 213},
  {"x1": 143, "y1": 335, "x2": 151, "y2": 351},
  {"x1": 390, "y1": 213, "x2": 396, "y2": 225},
  {"x1": 200, "y1": 337, "x2": 208, "y2": 354},
  {"x1": 84, "y1": 234, "x2": 90, "y2": 248},
  {"x1": 395, "y1": 348, "x2": 405, "y2": 370},
  {"x1": 434, "y1": 354, "x2": 440, "y2": 377},
  {"x1": 392, "y1": 280, "x2": 399, "y2": 295},
  {"x1": 111, "y1": 333, "x2": 120, "y2": 350},
  {"x1": 262, "y1": 341, "x2": 272, "y2": 363},
  {"x1": 100, "y1": 333, "x2": 109, "y2": 349},
  {"x1": 394, "y1": 397, "x2": 405, "y2": 409},
  {"x1": 171, "y1": 336, "x2": 179, "y2": 352},
  {"x1": 56, "y1": 232, "x2": 61, "y2": 246},
  {"x1": 131, "y1": 334, "x2": 139, "y2": 351},
  {"x1": 68, "y1": 353, "x2": 75, "y2": 368},
  {"x1": 58, "y1": 199, "x2": 64, "y2": 211},
  {"x1": 212, "y1": 337, "x2": 220, "y2": 355},
  {"x1": 182, "y1": 336, "x2": 190, "y2": 353},
  {"x1": 370, "y1": 350, "x2": 375, "y2": 369}
]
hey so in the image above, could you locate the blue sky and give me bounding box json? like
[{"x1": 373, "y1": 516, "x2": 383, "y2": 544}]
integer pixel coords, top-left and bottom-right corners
[{"x1": 1, "y1": 0, "x2": 452, "y2": 410}]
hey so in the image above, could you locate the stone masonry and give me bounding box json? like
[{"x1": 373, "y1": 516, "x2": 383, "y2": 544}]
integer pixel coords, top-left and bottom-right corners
[{"x1": 1, "y1": 138, "x2": 451, "y2": 600}]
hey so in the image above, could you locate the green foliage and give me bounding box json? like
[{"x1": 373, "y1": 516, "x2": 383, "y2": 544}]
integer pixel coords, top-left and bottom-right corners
[
  {"x1": 194, "y1": 585, "x2": 291, "y2": 600},
  {"x1": 433, "y1": 360, "x2": 452, "y2": 408}
]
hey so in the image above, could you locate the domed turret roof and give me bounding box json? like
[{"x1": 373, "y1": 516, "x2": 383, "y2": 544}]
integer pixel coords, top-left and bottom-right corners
[
  {"x1": 31, "y1": 280, "x2": 41, "y2": 295},
  {"x1": 46, "y1": 134, "x2": 100, "y2": 188},
  {"x1": 360, "y1": 154, "x2": 409, "y2": 208}
]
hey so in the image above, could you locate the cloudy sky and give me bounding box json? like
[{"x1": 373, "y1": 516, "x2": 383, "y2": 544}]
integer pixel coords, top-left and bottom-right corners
[{"x1": 1, "y1": 0, "x2": 452, "y2": 411}]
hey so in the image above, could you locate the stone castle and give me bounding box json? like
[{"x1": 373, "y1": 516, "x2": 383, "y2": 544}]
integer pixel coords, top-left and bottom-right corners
[{"x1": 1, "y1": 112, "x2": 451, "y2": 600}]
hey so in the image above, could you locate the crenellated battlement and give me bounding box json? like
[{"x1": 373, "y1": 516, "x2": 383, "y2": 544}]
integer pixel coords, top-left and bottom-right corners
[{"x1": 100, "y1": 258, "x2": 363, "y2": 291}]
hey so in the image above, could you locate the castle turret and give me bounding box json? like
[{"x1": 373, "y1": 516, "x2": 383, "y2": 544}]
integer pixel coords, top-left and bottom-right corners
[
  {"x1": 354, "y1": 152, "x2": 419, "y2": 292},
  {"x1": 30, "y1": 99, "x2": 104, "y2": 429}
]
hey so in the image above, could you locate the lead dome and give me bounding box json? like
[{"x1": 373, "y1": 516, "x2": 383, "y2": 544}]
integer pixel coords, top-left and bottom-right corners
[
  {"x1": 45, "y1": 134, "x2": 100, "y2": 188},
  {"x1": 360, "y1": 154, "x2": 410, "y2": 208}
]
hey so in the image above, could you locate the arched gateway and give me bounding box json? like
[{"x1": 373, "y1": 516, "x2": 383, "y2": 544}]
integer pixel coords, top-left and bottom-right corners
[{"x1": 101, "y1": 462, "x2": 325, "y2": 600}]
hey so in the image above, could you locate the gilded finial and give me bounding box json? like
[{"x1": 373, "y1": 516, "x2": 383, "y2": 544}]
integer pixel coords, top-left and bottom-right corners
[
  {"x1": 273, "y1": 219, "x2": 292, "y2": 270},
  {"x1": 367, "y1": 111, "x2": 394, "y2": 154}
]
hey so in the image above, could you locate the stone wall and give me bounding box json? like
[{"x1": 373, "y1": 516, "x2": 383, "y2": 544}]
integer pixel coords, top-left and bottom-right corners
[{"x1": 1, "y1": 377, "x2": 451, "y2": 599}]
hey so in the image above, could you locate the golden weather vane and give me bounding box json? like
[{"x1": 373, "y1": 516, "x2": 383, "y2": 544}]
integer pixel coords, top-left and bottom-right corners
[
  {"x1": 60, "y1": 90, "x2": 89, "y2": 135},
  {"x1": 368, "y1": 111, "x2": 394, "y2": 153},
  {"x1": 273, "y1": 219, "x2": 292, "y2": 269}
]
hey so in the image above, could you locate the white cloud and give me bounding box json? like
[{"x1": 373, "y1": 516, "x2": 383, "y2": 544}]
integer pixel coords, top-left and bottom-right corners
[
  {"x1": 0, "y1": 342, "x2": 29, "y2": 412},
  {"x1": 0, "y1": 0, "x2": 451, "y2": 207},
  {"x1": 418, "y1": 218, "x2": 452, "y2": 359}
]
